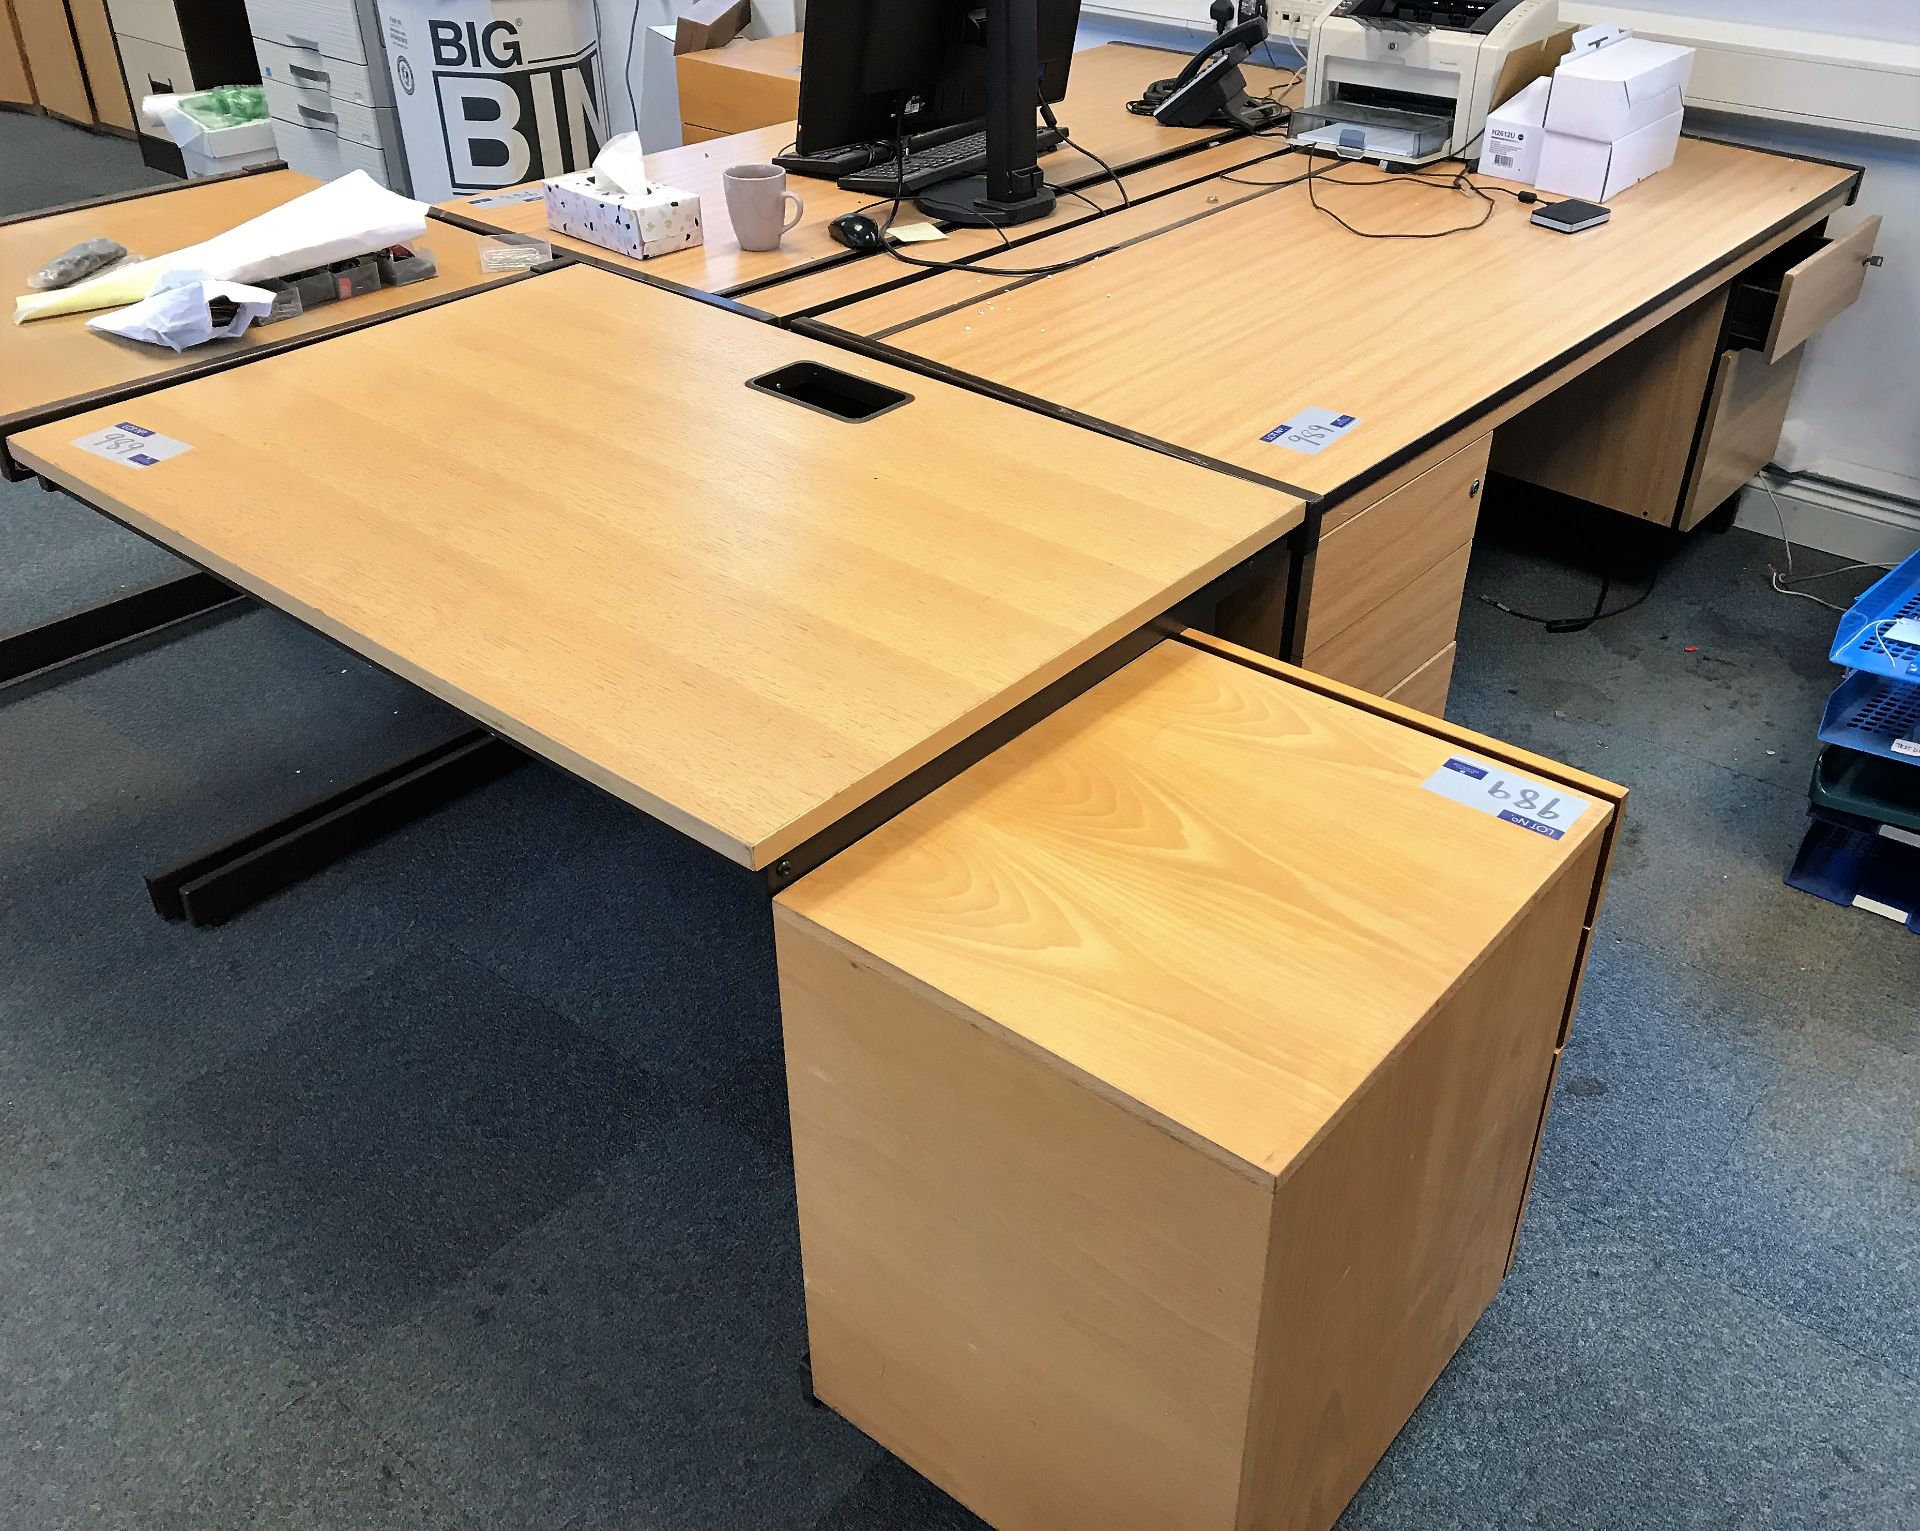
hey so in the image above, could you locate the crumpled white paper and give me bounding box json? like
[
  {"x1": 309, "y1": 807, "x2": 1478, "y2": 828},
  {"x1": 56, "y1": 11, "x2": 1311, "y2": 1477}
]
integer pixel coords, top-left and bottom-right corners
[
  {"x1": 85, "y1": 268, "x2": 276, "y2": 350},
  {"x1": 591, "y1": 132, "x2": 652, "y2": 196},
  {"x1": 15, "y1": 171, "x2": 426, "y2": 323}
]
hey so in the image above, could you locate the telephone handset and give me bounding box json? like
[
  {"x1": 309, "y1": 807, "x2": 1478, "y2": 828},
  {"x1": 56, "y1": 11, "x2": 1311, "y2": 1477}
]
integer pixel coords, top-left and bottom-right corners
[{"x1": 1131, "y1": 17, "x2": 1287, "y2": 133}]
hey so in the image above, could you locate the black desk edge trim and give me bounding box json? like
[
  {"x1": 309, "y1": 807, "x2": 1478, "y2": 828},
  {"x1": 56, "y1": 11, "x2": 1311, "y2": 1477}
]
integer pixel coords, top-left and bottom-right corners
[
  {"x1": 27, "y1": 461, "x2": 1301, "y2": 909},
  {"x1": 860, "y1": 166, "x2": 1294, "y2": 343},
  {"x1": 804, "y1": 144, "x2": 1298, "y2": 333},
  {"x1": 0, "y1": 160, "x2": 290, "y2": 228},
  {"x1": 792, "y1": 315, "x2": 1319, "y2": 504},
  {"x1": 1679, "y1": 129, "x2": 1867, "y2": 206},
  {"x1": 724, "y1": 123, "x2": 1284, "y2": 306},
  {"x1": 1169, "y1": 630, "x2": 1627, "y2": 804},
  {"x1": 436, "y1": 122, "x2": 1283, "y2": 313},
  {"x1": 765, "y1": 541, "x2": 1296, "y2": 893},
  {"x1": 1307, "y1": 171, "x2": 1860, "y2": 517},
  {"x1": 427, "y1": 206, "x2": 777, "y2": 321}
]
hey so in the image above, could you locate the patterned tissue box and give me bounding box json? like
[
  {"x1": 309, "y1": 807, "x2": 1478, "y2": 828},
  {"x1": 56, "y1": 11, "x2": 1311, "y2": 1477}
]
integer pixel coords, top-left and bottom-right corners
[{"x1": 543, "y1": 171, "x2": 703, "y2": 260}]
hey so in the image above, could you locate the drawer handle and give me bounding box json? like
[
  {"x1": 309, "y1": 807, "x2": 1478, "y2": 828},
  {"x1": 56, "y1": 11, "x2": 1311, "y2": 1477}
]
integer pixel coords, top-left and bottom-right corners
[
  {"x1": 286, "y1": 32, "x2": 322, "y2": 48},
  {"x1": 298, "y1": 103, "x2": 339, "y2": 123},
  {"x1": 289, "y1": 64, "x2": 330, "y2": 84}
]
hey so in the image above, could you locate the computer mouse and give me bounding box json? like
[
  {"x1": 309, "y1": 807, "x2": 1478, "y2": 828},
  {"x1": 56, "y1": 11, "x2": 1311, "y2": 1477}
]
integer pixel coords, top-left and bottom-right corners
[{"x1": 829, "y1": 213, "x2": 887, "y2": 252}]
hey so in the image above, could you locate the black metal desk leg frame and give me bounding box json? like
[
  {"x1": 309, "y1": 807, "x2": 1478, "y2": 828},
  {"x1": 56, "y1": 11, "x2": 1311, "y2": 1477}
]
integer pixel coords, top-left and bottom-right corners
[
  {"x1": 0, "y1": 571, "x2": 247, "y2": 690},
  {"x1": 145, "y1": 728, "x2": 525, "y2": 927}
]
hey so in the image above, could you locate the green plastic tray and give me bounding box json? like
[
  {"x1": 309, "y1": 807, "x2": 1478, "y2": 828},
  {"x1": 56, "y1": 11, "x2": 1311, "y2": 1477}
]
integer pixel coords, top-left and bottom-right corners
[{"x1": 1810, "y1": 744, "x2": 1920, "y2": 836}]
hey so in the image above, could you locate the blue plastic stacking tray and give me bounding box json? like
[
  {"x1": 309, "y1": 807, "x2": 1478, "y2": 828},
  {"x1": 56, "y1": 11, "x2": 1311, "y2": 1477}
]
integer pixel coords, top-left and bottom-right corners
[
  {"x1": 1819, "y1": 669, "x2": 1920, "y2": 763},
  {"x1": 1786, "y1": 809, "x2": 1920, "y2": 935},
  {"x1": 1830, "y1": 547, "x2": 1920, "y2": 680}
]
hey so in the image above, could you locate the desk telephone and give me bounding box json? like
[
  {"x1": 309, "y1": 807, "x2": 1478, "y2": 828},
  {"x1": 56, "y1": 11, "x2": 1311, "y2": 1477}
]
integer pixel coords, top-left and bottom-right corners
[{"x1": 1132, "y1": 4, "x2": 1288, "y2": 133}]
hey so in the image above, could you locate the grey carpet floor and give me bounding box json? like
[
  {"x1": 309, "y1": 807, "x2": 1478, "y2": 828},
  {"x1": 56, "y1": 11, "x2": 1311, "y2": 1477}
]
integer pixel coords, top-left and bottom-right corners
[{"x1": 3, "y1": 113, "x2": 1915, "y2": 1530}]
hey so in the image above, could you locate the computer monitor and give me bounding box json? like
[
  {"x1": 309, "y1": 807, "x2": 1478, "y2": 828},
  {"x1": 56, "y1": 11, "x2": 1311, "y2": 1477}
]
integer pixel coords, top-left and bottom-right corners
[{"x1": 794, "y1": 0, "x2": 1082, "y2": 226}]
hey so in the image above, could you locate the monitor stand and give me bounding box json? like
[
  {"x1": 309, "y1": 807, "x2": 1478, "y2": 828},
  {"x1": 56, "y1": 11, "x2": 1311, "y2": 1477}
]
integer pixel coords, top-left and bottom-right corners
[
  {"x1": 916, "y1": 174, "x2": 1056, "y2": 228},
  {"x1": 914, "y1": 0, "x2": 1057, "y2": 228}
]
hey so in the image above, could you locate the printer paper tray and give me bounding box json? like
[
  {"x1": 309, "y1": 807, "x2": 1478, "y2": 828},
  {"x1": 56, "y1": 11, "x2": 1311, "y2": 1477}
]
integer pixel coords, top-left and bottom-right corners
[{"x1": 1291, "y1": 101, "x2": 1456, "y2": 164}]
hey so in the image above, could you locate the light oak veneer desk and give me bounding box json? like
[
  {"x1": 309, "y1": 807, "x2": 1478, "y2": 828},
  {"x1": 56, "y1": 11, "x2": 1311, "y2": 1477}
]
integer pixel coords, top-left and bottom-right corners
[
  {"x1": 7, "y1": 140, "x2": 1630, "y2": 1531},
  {"x1": 784, "y1": 134, "x2": 1872, "y2": 716},
  {"x1": 9, "y1": 263, "x2": 1303, "y2": 875},
  {"x1": 433, "y1": 43, "x2": 1295, "y2": 306}
]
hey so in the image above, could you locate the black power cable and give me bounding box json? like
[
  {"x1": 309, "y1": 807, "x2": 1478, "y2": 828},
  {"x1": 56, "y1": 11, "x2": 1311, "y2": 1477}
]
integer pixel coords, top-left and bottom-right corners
[{"x1": 1479, "y1": 564, "x2": 1664, "y2": 633}]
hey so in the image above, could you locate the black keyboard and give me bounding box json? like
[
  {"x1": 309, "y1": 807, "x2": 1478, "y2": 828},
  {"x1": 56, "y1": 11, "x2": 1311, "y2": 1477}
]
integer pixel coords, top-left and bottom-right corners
[{"x1": 837, "y1": 126, "x2": 1065, "y2": 196}]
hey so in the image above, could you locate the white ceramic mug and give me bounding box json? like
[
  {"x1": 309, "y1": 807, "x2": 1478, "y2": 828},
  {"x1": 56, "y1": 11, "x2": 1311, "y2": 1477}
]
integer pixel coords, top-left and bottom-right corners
[{"x1": 723, "y1": 163, "x2": 805, "y2": 252}]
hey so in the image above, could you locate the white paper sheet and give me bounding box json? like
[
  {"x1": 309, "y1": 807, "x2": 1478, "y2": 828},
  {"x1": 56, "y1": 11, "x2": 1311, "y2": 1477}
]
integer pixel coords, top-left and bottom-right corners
[
  {"x1": 85, "y1": 269, "x2": 276, "y2": 350},
  {"x1": 15, "y1": 172, "x2": 427, "y2": 323}
]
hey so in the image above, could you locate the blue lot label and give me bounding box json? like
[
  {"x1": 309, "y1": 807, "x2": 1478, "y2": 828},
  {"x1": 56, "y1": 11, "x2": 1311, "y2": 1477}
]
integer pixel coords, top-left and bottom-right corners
[{"x1": 1421, "y1": 756, "x2": 1590, "y2": 840}]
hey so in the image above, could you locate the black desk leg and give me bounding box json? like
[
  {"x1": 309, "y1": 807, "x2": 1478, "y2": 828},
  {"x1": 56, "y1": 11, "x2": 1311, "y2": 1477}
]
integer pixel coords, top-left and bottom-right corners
[
  {"x1": 0, "y1": 571, "x2": 247, "y2": 690},
  {"x1": 146, "y1": 728, "x2": 525, "y2": 927}
]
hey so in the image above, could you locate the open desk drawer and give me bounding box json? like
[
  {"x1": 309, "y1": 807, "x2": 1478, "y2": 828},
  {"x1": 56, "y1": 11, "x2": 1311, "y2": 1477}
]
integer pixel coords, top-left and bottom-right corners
[
  {"x1": 1728, "y1": 215, "x2": 1882, "y2": 363},
  {"x1": 774, "y1": 633, "x2": 1622, "y2": 1531}
]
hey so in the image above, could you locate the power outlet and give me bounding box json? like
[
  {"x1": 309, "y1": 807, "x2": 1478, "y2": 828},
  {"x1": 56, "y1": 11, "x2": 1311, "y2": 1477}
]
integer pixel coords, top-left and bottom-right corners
[{"x1": 1269, "y1": 3, "x2": 1326, "y2": 52}]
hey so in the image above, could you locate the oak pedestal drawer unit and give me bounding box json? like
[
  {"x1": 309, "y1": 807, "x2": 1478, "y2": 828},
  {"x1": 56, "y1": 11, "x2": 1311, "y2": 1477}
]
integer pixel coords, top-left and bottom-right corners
[
  {"x1": 775, "y1": 634, "x2": 1622, "y2": 1531},
  {"x1": 1492, "y1": 211, "x2": 1883, "y2": 534}
]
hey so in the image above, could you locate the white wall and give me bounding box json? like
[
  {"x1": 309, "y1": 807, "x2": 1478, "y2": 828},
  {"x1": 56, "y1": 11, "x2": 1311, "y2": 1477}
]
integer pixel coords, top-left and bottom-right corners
[
  {"x1": 598, "y1": 0, "x2": 682, "y2": 137},
  {"x1": 1689, "y1": 109, "x2": 1918, "y2": 500},
  {"x1": 1083, "y1": 0, "x2": 1920, "y2": 44},
  {"x1": 1585, "y1": 0, "x2": 1920, "y2": 42}
]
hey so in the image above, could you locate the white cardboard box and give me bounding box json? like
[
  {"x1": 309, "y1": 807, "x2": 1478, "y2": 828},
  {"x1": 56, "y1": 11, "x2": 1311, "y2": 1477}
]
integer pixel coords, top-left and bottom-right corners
[
  {"x1": 1482, "y1": 76, "x2": 1550, "y2": 187},
  {"x1": 147, "y1": 94, "x2": 280, "y2": 179},
  {"x1": 1545, "y1": 33, "x2": 1693, "y2": 140},
  {"x1": 544, "y1": 170, "x2": 703, "y2": 260},
  {"x1": 1536, "y1": 109, "x2": 1683, "y2": 203}
]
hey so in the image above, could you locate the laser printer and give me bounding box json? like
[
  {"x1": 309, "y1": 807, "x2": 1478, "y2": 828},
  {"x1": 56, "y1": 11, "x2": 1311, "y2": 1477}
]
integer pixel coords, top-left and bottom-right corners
[{"x1": 1293, "y1": 0, "x2": 1564, "y2": 167}]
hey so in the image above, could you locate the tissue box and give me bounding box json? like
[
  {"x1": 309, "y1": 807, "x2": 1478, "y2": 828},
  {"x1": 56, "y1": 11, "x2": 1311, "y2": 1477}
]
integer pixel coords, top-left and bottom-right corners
[
  {"x1": 1536, "y1": 109, "x2": 1683, "y2": 202},
  {"x1": 1482, "y1": 77, "x2": 1550, "y2": 187},
  {"x1": 544, "y1": 171, "x2": 703, "y2": 260},
  {"x1": 1545, "y1": 35, "x2": 1692, "y2": 140}
]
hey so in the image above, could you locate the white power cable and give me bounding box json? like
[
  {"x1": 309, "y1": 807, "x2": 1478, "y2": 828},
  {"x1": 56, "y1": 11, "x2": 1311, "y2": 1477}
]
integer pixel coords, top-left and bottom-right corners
[{"x1": 1762, "y1": 478, "x2": 1892, "y2": 614}]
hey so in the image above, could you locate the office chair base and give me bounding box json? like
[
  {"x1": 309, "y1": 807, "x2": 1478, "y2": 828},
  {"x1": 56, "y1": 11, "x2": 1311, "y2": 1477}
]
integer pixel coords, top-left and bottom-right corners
[{"x1": 145, "y1": 727, "x2": 524, "y2": 927}]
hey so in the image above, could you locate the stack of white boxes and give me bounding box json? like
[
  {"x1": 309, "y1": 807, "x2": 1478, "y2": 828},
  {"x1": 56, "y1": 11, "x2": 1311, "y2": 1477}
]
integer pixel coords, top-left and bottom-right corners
[
  {"x1": 1534, "y1": 27, "x2": 1693, "y2": 203},
  {"x1": 246, "y1": 0, "x2": 410, "y2": 190}
]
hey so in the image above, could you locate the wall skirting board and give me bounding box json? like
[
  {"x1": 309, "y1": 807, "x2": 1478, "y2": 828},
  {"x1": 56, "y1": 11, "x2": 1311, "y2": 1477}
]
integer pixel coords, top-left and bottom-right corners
[{"x1": 1734, "y1": 471, "x2": 1920, "y2": 569}]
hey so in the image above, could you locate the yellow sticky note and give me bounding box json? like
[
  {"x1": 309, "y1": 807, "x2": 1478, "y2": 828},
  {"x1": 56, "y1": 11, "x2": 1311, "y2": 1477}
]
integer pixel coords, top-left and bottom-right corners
[{"x1": 887, "y1": 222, "x2": 948, "y2": 245}]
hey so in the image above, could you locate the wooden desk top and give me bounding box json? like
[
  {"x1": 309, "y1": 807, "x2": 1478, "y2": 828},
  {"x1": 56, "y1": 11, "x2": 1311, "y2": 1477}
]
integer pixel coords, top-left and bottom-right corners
[
  {"x1": 815, "y1": 137, "x2": 1859, "y2": 503},
  {"x1": 435, "y1": 43, "x2": 1292, "y2": 299},
  {"x1": 8, "y1": 265, "x2": 1304, "y2": 870},
  {"x1": 0, "y1": 167, "x2": 523, "y2": 476},
  {"x1": 777, "y1": 636, "x2": 1620, "y2": 1178}
]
